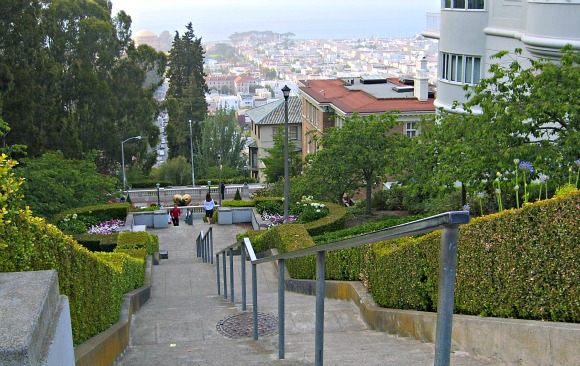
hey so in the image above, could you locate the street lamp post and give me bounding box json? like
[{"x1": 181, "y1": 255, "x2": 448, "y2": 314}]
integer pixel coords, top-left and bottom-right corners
[
  {"x1": 121, "y1": 135, "x2": 142, "y2": 191},
  {"x1": 156, "y1": 183, "x2": 161, "y2": 207},
  {"x1": 282, "y1": 85, "x2": 291, "y2": 222},
  {"x1": 217, "y1": 152, "x2": 222, "y2": 206},
  {"x1": 189, "y1": 119, "x2": 195, "y2": 187}
]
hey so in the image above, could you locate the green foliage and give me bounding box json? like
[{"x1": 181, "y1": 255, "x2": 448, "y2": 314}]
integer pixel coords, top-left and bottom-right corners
[
  {"x1": 165, "y1": 23, "x2": 208, "y2": 161},
  {"x1": 56, "y1": 214, "x2": 88, "y2": 234},
  {"x1": 555, "y1": 183, "x2": 578, "y2": 197},
  {"x1": 1, "y1": 0, "x2": 166, "y2": 167},
  {"x1": 16, "y1": 151, "x2": 119, "y2": 219},
  {"x1": 234, "y1": 188, "x2": 242, "y2": 200},
  {"x1": 0, "y1": 152, "x2": 145, "y2": 346},
  {"x1": 72, "y1": 233, "x2": 119, "y2": 252},
  {"x1": 262, "y1": 125, "x2": 301, "y2": 183},
  {"x1": 371, "y1": 187, "x2": 405, "y2": 211},
  {"x1": 312, "y1": 214, "x2": 428, "y2": 244},
  {"x1": 255, "y1": 199, "x2": 284, "y2": 215},
  {"x1": 195, "y1": 107, "x2": 247, "y2": 178},
  {"x1": 405, "y1": 46, "x2": 580, "y2": 195},
  {"x1": 305, "y1": 112, "x2": 408, "y2": 214},
  {"x1": 52, "y1": 203, "x2": 129, "y2": 227},
  {"x1": 151, "y1": 156, "x2": 193, "y2": 186},
  {"x1": 117, "y1": 231, "x2": 159, "y2": 255}
]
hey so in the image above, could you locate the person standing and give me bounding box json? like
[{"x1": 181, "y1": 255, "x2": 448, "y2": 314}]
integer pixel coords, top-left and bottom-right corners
[
  {"x1": 203, "y1": 193, "x2": 216, "y2": 224},
  {"x1": 170, "y1": 203, "x2": 181, "y2": 226},
  {"x1": 220, "y1": 183, "x2": 225, "y2": 200}
]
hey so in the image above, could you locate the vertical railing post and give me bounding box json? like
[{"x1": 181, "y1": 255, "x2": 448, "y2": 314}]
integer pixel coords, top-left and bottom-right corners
[
  {"x1": 241, "y1": 244, "x2": 247, "y2": 311},
  {"x1": 434, "y1": 225, "x2": 460, "y2": 366},
  {"x1": 229, "y1": 248, "x2": 234, "y2": 303},
  {"x1": 252, "y1": 263, "x2": 258, "y2": 340},
  {"x1": 209, "y1": 228, "x2": 214, "y2": 264},
  {"x1": 278, "y1": 259, "x2": 285, "y2": 359},
  {"x1": 196, "y1": 235, "x2": 201, "y2": 257},
  {"x1": 223, "y1": 251, "x2": 227, "y2": 299},
  {"x1": 216, "y1": 253, "x2": 221, "y2": 296},
  {"x1": 315, "y1": 251, "x2": 325, "y2": 366}
]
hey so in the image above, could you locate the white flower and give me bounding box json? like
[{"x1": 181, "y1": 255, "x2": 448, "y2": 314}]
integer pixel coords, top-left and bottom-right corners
[
  {"x1": 316, "y1": 209, "x2": 321, "y2": 213},
  {"x1": 72, "y1": 214, "x2": 77, "y2": 220}
]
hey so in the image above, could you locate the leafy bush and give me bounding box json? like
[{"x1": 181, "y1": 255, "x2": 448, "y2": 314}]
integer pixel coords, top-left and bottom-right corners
[
  {"x1": 372, "y1": 187, "x2": 405, "y2": 210},
  {"x1": 56, "y1": 214, "x2": 88, "y2": 234},
  {"x1": 234, "y1": 189, "x2": 242, "y2": 200}
]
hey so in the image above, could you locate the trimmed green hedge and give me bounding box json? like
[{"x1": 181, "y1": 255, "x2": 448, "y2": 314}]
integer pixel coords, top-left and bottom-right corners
[
  {"x1": 73, "y1": 233, "x2": 120, "y2": 252},
  {"x1": 239, "y1": 191, "x2": 579, "y2": 323},
  {"x1": 52, "y1": 203, "x2": 129, "y2": 226},
  {"x1": 0, "y1": 210, "x2": 144, "y2": 345},
  {"x1": 117, "y1": 231, "x2": 159, "y2": 255},
  {"x1": 365, "y1": 191, "x2": 580, "y2": 322}
]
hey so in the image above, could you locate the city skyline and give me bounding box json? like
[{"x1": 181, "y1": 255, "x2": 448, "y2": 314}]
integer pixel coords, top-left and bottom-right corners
[{"x1": 111, "y1": 0, "x2": 441, "y2": 42}]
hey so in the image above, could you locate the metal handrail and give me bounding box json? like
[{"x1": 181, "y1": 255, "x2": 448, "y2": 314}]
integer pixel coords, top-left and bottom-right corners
[{"x1": 213, "y1": 211, "x2": 470, "y2": 366}]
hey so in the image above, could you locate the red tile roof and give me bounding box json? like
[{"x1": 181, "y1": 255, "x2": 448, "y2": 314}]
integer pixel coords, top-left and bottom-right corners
[{"x1": 299, "y1": 78, "x2": 435, "y2": 114}]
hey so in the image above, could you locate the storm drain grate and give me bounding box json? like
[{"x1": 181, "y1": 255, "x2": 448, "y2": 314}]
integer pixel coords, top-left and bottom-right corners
[{"x1": 216, "y1": 312, "x2": 278, "y2": 338}]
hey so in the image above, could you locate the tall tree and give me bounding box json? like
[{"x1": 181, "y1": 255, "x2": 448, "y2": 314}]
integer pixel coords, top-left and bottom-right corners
[
  {"x1": 0, "y1": 0, "x2": 166, "y2": 175},
  {"x1": 311, "y1": 112, "x2": 406, "y2": 214},
  {"x1": 195, "y1": 107, "x2": 246, "y2": 178},
  {"x1": 165, "y1": 23, "x2": 208, "y2": 161}
]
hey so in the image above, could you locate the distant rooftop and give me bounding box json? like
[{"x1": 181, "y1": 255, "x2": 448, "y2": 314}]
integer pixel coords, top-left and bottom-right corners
[{"x1": 299, "y1": 77, "x2": 435, "y2": 115}]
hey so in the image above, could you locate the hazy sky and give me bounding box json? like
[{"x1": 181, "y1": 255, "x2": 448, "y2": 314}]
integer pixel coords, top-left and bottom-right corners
[{"x1": 111, "y1": 0, "x2": 441, "y2": 42}]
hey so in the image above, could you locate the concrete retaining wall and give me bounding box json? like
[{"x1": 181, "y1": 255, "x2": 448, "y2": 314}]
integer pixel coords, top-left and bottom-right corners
[
  {"x1": 285, "y1": 278, "x2": 580, "y2": 366},
  {"x1": 0, "y1": 270, "x2": 75, "y2": 366}
]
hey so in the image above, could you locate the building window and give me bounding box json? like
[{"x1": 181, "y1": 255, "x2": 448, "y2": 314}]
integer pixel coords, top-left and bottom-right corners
[
  {"x1": 444, "y1": 0, "x2": 484, "y2": 9},
  {"x1": 440, "y1": 53, "x2": 481, "y2": 84},
  {"x1": 290, "y1": 126, "x2": 298, "y2": 140},
  {"x1": 406, "y1": 122, "x2": 418, "y2": 137}
]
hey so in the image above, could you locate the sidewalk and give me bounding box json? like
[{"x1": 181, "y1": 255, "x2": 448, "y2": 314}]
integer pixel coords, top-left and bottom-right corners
[{"x1": 114, "y1": 221, "x2": 510, "y2": 366}]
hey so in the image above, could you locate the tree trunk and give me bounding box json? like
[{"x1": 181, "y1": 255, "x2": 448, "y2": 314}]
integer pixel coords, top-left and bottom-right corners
[{"x1": 366, "y1": 179, "x2": 372, "y2": 215}]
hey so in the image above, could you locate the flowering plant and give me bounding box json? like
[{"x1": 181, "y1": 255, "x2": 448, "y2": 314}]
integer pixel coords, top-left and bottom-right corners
[
  {"x1": 87, "y1": 219, "x2": 125, "y2": 235},
  {"x1": 57, "y1": 214, "x2": 87, "y2": 234}
]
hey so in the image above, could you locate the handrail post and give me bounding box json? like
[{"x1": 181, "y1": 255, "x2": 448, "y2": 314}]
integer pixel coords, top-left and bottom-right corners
[
  {"x1": 241, "y1": 245, "x2": 247, "y2": 311},
  {"x1": 223, "y1": 251, "x2": 227, "y2": 299},
  {"x1": 315, "y1": 251, "x2": 325, "y2": 366},
  {"x1": 434, "y1": 225, "x2": 460, "y2": 366},
  {"x1": 209, "y1": 227, "x2": 214, "y2": 264},
  {"x1": 229, "y1": 248, "x2": 234, "y2": 303},
  {"x1": 216, "y1": 253, "x2": 221, "y2": 296},
  {"x1": 196, "y1": 236, "x2": 200, "y2": 257},
  {"x1": 252, "y1": 263, "x2": 258, "y2": 340},
  {"x1": 278, "y1": 259, "x2": 285, "y2": 359}
]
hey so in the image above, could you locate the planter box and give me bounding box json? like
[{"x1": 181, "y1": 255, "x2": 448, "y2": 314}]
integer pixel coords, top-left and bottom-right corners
[
  {"x1": 133, "y1": 212, "x2": 154, "y2": 227},
  {"x1": 232, "y1": 208, "x2": 253, "y2": 223},
  {"x1": 218, "y1": 207, "x2": 233, "y2": 225}
]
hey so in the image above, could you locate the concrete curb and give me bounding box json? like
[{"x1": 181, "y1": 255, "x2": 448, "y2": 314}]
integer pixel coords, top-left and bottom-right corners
[
  {"x1": 284, "y1": 278, "x2": 580, "y2": 366},
  {"x1": 74, "y1": 256, "x2": 153, "y2": 366}
]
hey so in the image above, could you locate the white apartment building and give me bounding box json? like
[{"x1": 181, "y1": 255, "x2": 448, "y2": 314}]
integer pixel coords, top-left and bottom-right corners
[{"x1": 423, "y1": 0, "x2": 580, "y2": 113}]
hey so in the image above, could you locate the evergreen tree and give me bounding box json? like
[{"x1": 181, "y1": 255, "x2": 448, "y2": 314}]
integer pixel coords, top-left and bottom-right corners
[{"x1": 165, "y1": 23, "x2": 208, "y2": 161}]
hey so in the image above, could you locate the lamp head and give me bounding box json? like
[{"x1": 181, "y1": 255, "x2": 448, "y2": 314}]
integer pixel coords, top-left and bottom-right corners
[{"x1": 281, "y1": 85, "x2": 291, "y2": 100}]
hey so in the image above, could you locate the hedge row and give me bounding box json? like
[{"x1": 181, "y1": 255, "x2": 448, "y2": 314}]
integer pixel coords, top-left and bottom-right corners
[
  {"x1": 117, "y1": 231, "x2": 159, "y2": 255},
  {"x1": 0, "y1": 210, "x2": 147, "y2": 345},
  {"x1": 238, "y1": 191, "x2": 579, "y2": 323},
  {"x1": 73, "y1": 233, "x2": 119, "y2": 252},
  {"x1": 51, "y1": 203, "x2": 129, "y2": 226}
]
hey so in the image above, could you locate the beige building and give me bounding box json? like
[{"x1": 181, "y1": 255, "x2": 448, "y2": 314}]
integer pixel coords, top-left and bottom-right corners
[{"x1": 245, "y1": 97, "x2": 302, "y2": 182}]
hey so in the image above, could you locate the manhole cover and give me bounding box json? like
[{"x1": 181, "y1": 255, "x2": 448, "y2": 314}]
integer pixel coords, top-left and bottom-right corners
[{"x1": 216, "y1": 312, "x2": 278, "y2": 338}]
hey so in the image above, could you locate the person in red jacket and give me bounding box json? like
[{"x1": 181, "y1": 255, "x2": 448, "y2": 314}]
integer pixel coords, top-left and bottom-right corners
[{"x1": 170, "y1": 203, "x2": 181, "y2": 226}]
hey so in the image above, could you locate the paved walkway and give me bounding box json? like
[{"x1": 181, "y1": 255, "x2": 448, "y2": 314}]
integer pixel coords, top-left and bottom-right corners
[{"x1": 114, "y1": 221, "x2": 511, "y2": 366}]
